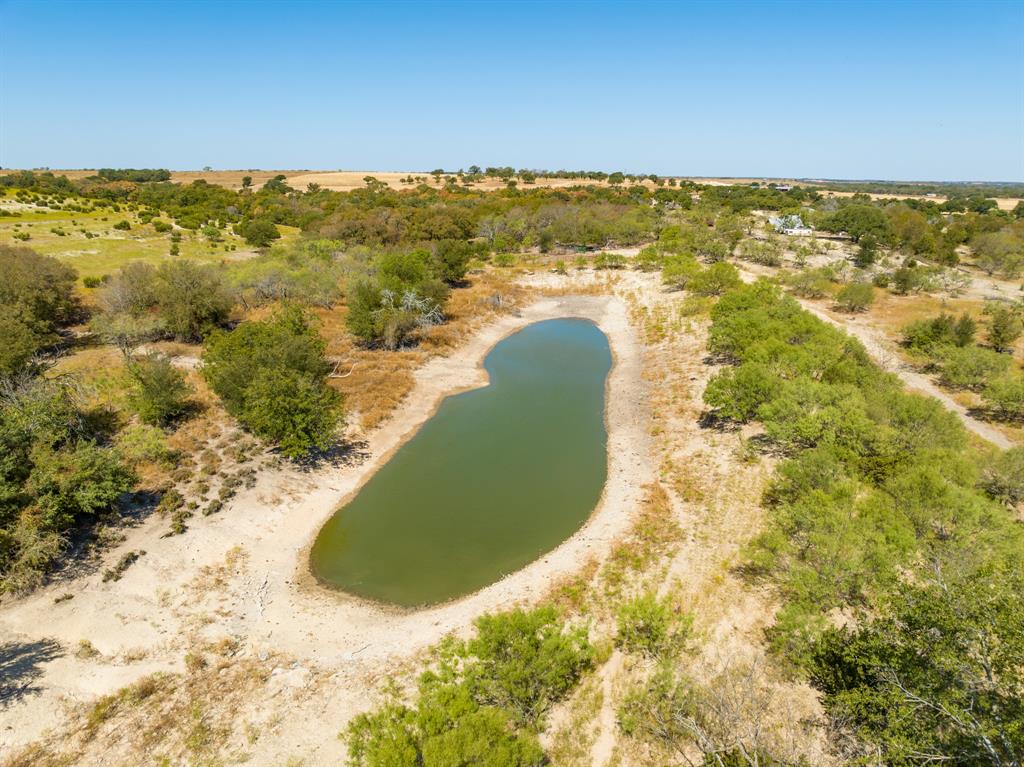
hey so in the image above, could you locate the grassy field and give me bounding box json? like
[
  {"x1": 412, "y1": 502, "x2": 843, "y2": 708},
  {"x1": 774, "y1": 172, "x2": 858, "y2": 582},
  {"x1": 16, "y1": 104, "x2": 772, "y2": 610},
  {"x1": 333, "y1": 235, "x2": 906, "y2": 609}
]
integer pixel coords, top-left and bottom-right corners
[{"x1": 0, "y1": 191, "x2": 298, "y2": 283}]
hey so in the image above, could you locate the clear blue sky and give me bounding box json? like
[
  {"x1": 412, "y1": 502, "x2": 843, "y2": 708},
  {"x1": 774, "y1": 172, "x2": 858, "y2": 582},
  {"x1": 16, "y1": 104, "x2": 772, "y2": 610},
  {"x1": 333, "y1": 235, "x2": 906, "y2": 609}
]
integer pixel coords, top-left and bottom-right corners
[{"x1": 1, "y1": 1, "x2": 1022, "y2": 181}]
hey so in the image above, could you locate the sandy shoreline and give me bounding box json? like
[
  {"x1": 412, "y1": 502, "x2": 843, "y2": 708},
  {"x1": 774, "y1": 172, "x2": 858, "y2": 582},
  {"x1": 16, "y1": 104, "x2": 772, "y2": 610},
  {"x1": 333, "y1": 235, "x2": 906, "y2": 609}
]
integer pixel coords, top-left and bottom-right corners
[{"x1": 0, "y1": 292, "x2": 652, "y2": 753}]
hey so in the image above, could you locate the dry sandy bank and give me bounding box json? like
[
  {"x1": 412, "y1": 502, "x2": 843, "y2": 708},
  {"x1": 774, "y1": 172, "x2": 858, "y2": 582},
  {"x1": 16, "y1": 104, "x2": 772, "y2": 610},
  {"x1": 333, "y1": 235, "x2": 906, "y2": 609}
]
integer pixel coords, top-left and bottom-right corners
[{"x1": 0, "y1": 292, "x2": 652, "y2": 755}]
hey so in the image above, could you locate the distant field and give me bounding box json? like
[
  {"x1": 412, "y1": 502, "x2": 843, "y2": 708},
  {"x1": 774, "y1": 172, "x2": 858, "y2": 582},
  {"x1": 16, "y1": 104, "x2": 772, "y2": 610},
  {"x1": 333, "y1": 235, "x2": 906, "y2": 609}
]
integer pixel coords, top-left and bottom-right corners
[{"x1": 0, "y1": 191, "x2": 298, "y2": 282}]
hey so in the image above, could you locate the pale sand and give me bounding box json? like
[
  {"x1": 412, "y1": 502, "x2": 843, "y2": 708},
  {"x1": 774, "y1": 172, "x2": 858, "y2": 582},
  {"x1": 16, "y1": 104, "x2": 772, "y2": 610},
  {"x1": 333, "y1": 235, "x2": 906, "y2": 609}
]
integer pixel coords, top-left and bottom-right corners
[{"x1": 0, "y1": 292, "x2": 653, "y2": 755}]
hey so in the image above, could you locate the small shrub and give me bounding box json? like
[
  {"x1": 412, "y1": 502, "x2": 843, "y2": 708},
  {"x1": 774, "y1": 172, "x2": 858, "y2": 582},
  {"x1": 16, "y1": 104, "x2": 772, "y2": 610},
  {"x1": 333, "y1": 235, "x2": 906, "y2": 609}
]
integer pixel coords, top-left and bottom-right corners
[
  {"x1": 126, "y1": 353, "x2": 193, "y2": 426},
  {"x1": 982, "y1": 374, "x2": 1024, "y2": 420},
  {"x1": 102, "y1": 550, "x2": 145, "y2": 582},
  {"x1": 615, "y1": 592, "x2": 691, "y2": 657},
  {"x1": 834, "y1": 282, "x2": 875, "y2": 312},
  {"x1": 936, "y1": 345, "x2": 1012, "y2": 391}
]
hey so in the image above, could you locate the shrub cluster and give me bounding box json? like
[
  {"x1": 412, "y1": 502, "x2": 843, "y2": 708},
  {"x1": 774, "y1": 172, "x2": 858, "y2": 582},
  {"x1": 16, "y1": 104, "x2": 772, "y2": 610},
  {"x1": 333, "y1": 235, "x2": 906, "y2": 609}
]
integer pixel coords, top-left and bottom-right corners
[{"x1": 701, "y1": 281, "x2": 1024, "y2": 761}]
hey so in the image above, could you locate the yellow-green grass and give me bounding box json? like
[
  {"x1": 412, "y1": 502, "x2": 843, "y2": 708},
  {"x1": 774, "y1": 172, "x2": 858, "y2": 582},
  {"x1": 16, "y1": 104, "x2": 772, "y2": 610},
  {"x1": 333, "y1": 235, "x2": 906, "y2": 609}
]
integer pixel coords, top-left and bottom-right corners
[{"x1": 0, "y1": 205, "x2": 299, "y2": 282}]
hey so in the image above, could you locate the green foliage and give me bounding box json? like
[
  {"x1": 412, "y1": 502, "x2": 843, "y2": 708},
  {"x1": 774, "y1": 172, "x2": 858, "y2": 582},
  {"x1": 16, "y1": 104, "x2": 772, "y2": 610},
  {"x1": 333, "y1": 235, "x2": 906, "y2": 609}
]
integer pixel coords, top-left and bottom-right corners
[
  {"x1": 126, "y1": 353, "x2": 193, "y2": 426},
  {"x1": 346, "y1": 607, "x2": 591, "y2": 767},
  {"x1": 633, "y1": 245, "x2": 663, "y2": 272},
  {"x1": 0, "y1": 378, "x2": 136, "y2": 592},
  {"x1": 430, "y1": 239, "x2": 477, "y2": 283},
  {"x1": 239, "y1": 367, "x2": 343, "y2": 459},
  {"x1": 820, "y1": 204, "x2": 894, "y2": 244},
  {"x1": 703, "y1": 281, "x2": 1020, "y2": 684},
  {"x1": 0, "y1": 307, "x2": 40, "y2": 377},
  {"x1": 0, "y1": 244, "x2": 80, "y2": 352},
  {"x1": 982, "y1": 374, "x2": 1024, "y2": 421},
  {"x1": 972, "y1": 226, "x2": 1024, "y2": 278},
  {"x1": 984, "y1": 302, "x2": 1023, "y2": 353},
  {"x1": 810, "y1": 562, "x2": 1024, "y2": 766},
  {"x1": 661, "y1": 254, "x2": 701, "y2": 290},
  {"x1": 935, "y1": 345, "x2": 1011, "y2": 391},
  {"x1": 703, "y1": 363, "x2": 780, "y2": 422},
  {"x1": 346, "y1": 251, "x2": 449, "y2": 349},
  {"x1": 152, "y1": 261, "x2": 234, "y2": 341},
  {"x1": 464, "y1": 606, "x2": 594, "y2": 727},
  {"x1": 202, "y1": 306, "x2": 342, "y2": 458},
  {"x1": 235, "y1": 218, "x2": 281, "y2": 247},
  {"x1": 615, "y1": 593, "x2": 691, "y2": 657},
  {"x1": 833, "y1": 281, "x2": 874, "y2": 312},
  {"x1": 783, "y1": 267, "x2": 833, "y2": 298},
  {"x1": 902, "y1": 312, "x2": 976, "y2": 353},
  {"x1": 594, "y1": 252, "x2": 626, "y2": 270},
  {"x1": 688, "y1": 262, "x2": 741, "y2": 296},
  {"x1": 978, "y1": 447, "x2": 1024, "y2": 505},
  {"x1": 112, "y1": 219, "x2": 131, "y2": 231},
  {"x1": 231, "y1": 239, "x2": 345, "y2": 307}
]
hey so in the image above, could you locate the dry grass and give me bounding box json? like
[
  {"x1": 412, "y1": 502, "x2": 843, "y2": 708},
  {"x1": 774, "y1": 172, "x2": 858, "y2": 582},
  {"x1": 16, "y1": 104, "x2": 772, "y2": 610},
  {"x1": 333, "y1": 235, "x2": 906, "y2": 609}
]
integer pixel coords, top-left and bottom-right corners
[
  {"x1": 314, "y1": 269, "x2": 528, "y2": 430},
  {"x1": 1, "y1": 639, "x2": 291, "y2": 767}
]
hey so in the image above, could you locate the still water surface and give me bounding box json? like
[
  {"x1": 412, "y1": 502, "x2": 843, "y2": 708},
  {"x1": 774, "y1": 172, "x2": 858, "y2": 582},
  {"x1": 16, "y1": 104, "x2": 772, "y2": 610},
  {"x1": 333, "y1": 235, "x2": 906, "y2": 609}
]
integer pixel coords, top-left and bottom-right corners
[{"x1": 310, "y1": 318, "x2": 611, "y2": 607}]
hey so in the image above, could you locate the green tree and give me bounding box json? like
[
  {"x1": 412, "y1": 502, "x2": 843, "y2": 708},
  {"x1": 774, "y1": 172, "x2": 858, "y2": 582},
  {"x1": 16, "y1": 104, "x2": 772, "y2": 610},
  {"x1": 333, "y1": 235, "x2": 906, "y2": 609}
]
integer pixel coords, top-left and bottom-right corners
[
  {"x1": 834, "y1": 282, "x2": 874, "y2": 312},
  {"x1": 126, "y1": 353, "x2": 193, "y2": 426},
  {"x1": 464, "y1": 607, "x2": 594, "y2": 728},
  {"x1": 615, "y1": 593, "x2": 691, "y2": 657},
  {"x1": 202, "y1": 306, "x2": 342, "y2": 458},
  {"x1": 688, "y1": 262, "x2": 741, "y2": 296},
  {"x1": 985, "y1": 303, "x2": 1023, "y2": 353},
  {"x1": 0, "y1": 307, "x2": 41, "y2": 377},
  {"x1": 810, "y1": 563, "x2": 1024, "y2": 766},
  {"x1": 0, "y1": 244, "x2": 80, "y2": 341},
  {"x1": 153, "y1": 260, "x2": 234, "y2": 341},
  {"x1": 236, "y1": 218, "x2": 281, "y2": 247},
  {"x1": 241, "y1": 367, "x2": 342, "y2": 458},
  {"x1": 982, "y1": 374, "x2": 1024, "y2": 421}
]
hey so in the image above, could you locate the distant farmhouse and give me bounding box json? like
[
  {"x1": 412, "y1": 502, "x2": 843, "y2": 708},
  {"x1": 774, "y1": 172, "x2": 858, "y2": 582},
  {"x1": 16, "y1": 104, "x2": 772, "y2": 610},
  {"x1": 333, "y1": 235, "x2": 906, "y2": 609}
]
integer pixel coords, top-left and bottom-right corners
[{"x1": 768, "y1": 214, "x2": 813, "y2": 236}]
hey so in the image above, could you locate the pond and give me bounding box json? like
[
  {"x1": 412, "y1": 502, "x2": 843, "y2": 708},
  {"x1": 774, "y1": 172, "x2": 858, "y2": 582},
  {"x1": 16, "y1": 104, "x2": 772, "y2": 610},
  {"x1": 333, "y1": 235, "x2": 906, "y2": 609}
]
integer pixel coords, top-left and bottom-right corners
[{"x1": 310, "y1": 318, "x2": 612, "y2": 607}]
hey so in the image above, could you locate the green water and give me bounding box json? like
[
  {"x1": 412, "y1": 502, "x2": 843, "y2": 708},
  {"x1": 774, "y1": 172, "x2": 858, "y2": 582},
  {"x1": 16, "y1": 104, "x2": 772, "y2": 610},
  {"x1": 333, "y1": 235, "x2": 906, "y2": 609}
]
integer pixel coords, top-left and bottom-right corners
[{"x1": 310, "y1": 318, "x2": 611, "y2": 607}]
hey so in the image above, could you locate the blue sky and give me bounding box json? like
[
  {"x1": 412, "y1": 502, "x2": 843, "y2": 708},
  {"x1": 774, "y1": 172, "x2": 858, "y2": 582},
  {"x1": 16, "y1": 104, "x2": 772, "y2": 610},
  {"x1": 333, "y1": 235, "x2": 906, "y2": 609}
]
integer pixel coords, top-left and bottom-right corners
[{"x1": 1, "y1": 1, "x2": 1021, "y2": 181}]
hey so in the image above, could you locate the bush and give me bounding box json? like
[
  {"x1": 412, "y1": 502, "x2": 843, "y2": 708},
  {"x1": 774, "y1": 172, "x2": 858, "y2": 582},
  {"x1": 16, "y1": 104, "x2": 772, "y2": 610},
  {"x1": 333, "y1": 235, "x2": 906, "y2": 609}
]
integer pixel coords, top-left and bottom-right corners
[
  {"x1": 126, "y1": 353, "x2": 193, "y2": 426},
  {"x1": 241, "y1": 367, "x2": 343, "y2": 459},
  {"x1": 116, "y1": 424, "x2": 175, "y2": 466},
  {"x1": 235, "y1": 218, "x2": 281, "y2": 247},
  {"x1": 112, "y1": 220, "x2": 131, "y2": 231},
  {"x1": 982, "y1": 374, "x2": 1024, "y2": 421},
  {"x1": 203, "y1": 306, "x2": 343, "y2": 458},
  {"x1": 594, "y1": 252, "x2": 626, "y2": 270},
  {"x1": 834, "y1": 282, "x2": 874, "y2": 312},
  {"x1": 0, "y1": 307, "x2": 40, "y2": 377},
  {"x1": 810, "y1": 565, "x2": 1024, "y2": 766},
  {"x1": 346, "y1": 606, "x2": 591, "y2": 767},
  {"x1": 615, "y1": 593, "x2": 691, "y2": 657},
  {"x1": 688, "y1": 262, "x2": 741, "y2": 296},
  {"x1": 464, "y1": 606, "x2": 594, "y2": 727},
  {"x1": 935, "y1": 345, "x2": 1011, "y2": 390},
  {"x1": 634, "y1": 246, "x2": 663, "y2": 272},
  {"x1": 346, "y1": 251, "x2": 449, "y2": 348},
  {"x1": 0, "y1": 244, "x2": 80, "y2": 340},
  {"x1": 902, "y1": 312, "x2": 975, "y2": 353},
  {"x1": 152, "y1": 260, "x2": 234, "y2": 341},
  {"x1": 661, "y1": 254, "x2": 701, "y2": 290},
  {"x1": 784, "y1": 268, "x2": 832, "y2": 298},
  {"x1": 985, "y1": 303, "x2": 1023, "y2": 353},
  {"x1": 978, "y1": 447, "x2": 1024, "y2": 505}
]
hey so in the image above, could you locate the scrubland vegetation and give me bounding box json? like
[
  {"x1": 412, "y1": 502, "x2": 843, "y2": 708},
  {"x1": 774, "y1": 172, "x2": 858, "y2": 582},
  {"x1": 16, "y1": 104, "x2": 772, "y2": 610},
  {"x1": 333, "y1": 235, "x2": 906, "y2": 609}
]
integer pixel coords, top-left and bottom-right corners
[{"x1": 2, "y1": 166, "x2": 1023, "y2": 767}]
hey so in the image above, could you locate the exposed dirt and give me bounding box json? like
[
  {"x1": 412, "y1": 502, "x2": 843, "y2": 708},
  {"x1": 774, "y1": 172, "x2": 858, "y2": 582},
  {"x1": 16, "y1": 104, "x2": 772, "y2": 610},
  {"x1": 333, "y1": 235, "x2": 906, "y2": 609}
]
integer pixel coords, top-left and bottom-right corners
[{"x1": 0, "y1": 291, "x2": 653, "y2": 764}]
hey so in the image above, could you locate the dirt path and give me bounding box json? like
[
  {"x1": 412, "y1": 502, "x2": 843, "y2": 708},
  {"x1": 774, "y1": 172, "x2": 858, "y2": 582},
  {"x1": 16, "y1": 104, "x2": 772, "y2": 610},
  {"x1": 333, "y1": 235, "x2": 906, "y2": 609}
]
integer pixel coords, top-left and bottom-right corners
[
  {"x1": 733, "y1": 267, "x2": 1016, "y2": 450},
  {"x1": 800, "y1": 301, "x2": 1014, "y2": 450}
]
